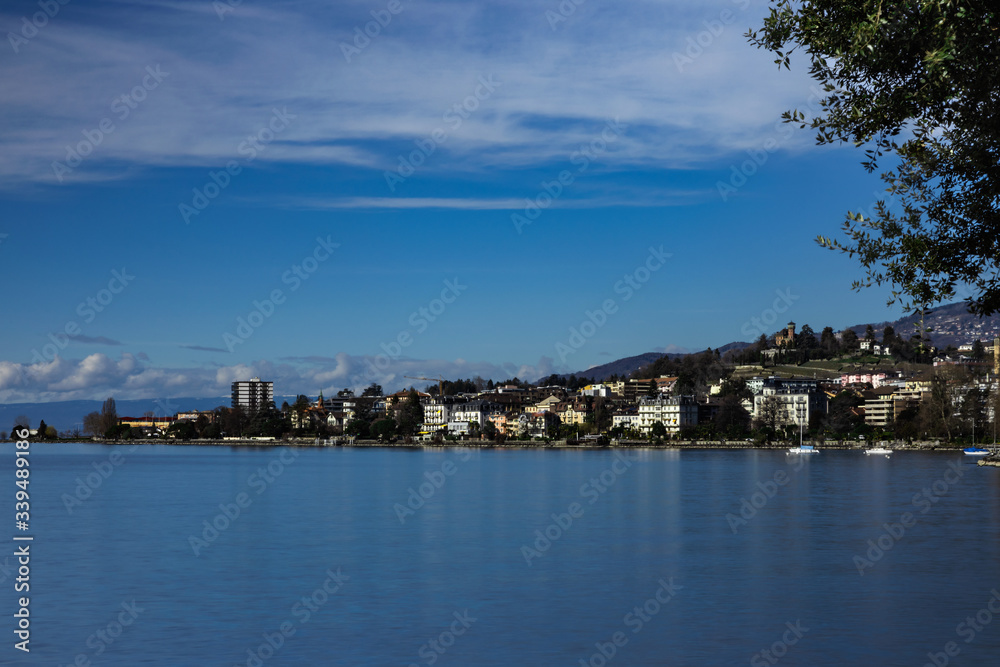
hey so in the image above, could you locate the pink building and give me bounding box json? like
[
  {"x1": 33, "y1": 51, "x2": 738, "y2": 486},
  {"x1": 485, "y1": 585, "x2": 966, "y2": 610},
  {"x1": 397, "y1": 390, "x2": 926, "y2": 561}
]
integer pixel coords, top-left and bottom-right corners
[{"x1": 839, "y1": 372, "x2": 889, "y2": 388}]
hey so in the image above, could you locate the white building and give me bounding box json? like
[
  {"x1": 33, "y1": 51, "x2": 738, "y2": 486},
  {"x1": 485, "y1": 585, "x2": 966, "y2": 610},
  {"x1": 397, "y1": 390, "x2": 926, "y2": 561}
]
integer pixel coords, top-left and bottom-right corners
[
  {"x1": 752, "y1": 388, "x2": 826, "y2": 427},
  {"x1": 231, "y1": 377, "x2": 273, "y2": 412},
  {"x1": 423, "y1": 400, "x2": 455, "y2": 430},
  {"x1": 748, "y1": 376, "x2": 820, "y2": 395},
  {"x1": 612, "y1": 411, "x2": 640, "y2": 432},
  {"x1": 528, "y1": 395, "x2": 562, "y2": 413},
  {"x1": 859, "y1": 340, "x2": 886, "y2": 354},
  {"x1": 447, "y1": 400, "x2": 500, "y2": 434},
  {"x1": 637, "y1": 395, "x2": 698, "y2": 435}
]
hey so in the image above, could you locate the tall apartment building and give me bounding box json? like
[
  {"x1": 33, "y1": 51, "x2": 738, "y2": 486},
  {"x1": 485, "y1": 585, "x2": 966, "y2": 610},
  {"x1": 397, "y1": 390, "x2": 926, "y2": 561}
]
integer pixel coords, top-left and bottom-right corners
[{"x1": 231, "y1": 377, "x2": 274, "y2": 412}]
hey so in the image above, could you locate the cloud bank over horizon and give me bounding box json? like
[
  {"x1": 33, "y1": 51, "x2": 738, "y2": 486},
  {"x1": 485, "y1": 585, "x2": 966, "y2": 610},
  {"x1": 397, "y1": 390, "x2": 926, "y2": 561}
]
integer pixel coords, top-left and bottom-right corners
[{"x1": 0, "y1": 352, "x2": 562, "y2": 404}]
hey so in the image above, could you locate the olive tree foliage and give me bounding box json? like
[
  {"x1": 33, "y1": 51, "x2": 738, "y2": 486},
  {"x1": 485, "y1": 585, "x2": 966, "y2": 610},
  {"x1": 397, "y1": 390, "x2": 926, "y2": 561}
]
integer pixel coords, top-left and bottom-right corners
[{"x1": 748, "y1": 1, "x2": 1000, "y2": 314}]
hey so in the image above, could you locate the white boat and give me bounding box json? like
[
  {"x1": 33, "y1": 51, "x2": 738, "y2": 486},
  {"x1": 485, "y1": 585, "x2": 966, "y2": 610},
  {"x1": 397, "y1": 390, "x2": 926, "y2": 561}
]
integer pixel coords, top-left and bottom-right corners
[
  {"x1": 864, "y1": 447, "x2": 892, "y2": 455},
  {"x1": 966, "y1": 420, "x2": 992, "y2": 455},
  {"x1": 786, "y1": 421, "x2": 817, "y2": 454}
]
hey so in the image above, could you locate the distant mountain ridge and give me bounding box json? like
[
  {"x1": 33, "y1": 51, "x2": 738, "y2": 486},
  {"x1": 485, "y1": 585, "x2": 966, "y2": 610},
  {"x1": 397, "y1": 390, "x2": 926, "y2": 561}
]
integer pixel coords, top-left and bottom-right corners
[
  {"x1": 562, "y1": 302, "x2": 997, "y2": 384},
  {"x1": 566, "y1": 352, "x2": 665, "y2": 382},
  {"x1": 842, "y1": 302, "x2": 1000, "y2": 348},
  {"x1": 568, "y1": 341, "x2": 753, "y2": 382}
]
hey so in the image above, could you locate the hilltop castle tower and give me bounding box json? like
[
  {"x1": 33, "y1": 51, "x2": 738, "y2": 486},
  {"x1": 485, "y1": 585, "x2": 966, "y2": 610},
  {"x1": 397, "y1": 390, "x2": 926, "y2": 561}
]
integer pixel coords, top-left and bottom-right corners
[{"x1": 775, "y1": 321, "x2": 796, "y2": 347}]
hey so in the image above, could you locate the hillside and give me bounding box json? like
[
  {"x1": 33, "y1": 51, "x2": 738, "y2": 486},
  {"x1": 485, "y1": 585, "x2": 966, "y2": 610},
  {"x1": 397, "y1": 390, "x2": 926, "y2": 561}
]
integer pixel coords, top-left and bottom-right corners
[
  {"x1": 569, "y1": 352, "x2": 666, "y2": 382},
  {"x1": 843, "y1": 301, "x2": 1000, "y2": 348},
  {"x1": 566, "y1": 302, "x2": 995, "y2": 385},
  {"x1": 570, "y1": 342, "x2": 752, "y2": 382}
]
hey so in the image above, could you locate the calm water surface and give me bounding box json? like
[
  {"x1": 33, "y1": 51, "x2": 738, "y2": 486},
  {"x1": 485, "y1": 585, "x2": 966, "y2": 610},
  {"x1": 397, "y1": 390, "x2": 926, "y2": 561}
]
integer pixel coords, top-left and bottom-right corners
[{"x1": 2, "y1": 444, "x2": 999, "y2": 666}]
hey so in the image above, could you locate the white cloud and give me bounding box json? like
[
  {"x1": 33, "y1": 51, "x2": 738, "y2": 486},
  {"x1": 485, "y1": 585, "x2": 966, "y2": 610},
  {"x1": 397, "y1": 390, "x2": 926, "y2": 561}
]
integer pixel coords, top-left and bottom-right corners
[
  {"x1": 0, "y1": 351, "x2": 560, "y2": 403},
  {"x1": 0, "y1": 0, "x2": 815, "y2": 185},
  {"x1": 282, "y1": 188, "x2": 707, "y2": 210}
]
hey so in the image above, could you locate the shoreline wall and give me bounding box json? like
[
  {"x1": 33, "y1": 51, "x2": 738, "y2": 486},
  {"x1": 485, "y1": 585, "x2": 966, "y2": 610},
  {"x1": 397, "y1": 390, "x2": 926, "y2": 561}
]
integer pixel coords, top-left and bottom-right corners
[{"x1": 17, "y1": 438, "x2": 960, "y2": 450}]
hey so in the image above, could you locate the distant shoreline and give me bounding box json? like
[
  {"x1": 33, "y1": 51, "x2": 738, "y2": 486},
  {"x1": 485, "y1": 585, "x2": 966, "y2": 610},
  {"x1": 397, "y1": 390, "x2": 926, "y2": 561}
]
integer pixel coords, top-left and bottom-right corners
[{"x1": 10, "y1": 438, "x2": 975, "y2": 451}]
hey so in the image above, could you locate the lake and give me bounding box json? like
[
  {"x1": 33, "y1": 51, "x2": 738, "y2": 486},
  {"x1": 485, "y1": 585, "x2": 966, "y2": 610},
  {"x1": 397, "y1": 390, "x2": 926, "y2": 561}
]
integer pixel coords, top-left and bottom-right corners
[{"x1": 3, "y1": 443, "x2": 999, "y2": 665}]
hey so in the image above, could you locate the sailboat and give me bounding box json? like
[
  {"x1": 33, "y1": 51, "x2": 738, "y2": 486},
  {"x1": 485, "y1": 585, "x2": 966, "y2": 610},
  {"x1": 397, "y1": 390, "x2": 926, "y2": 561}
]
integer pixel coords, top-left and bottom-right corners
[
  {"x1": 965, "y1": 417, "x2": 989, "y2": 455},
  {"x1": 787, "y1": 418, "x2": 817, "y2": 454},
  {"x1": 985, "y1": 415, "x2": 1000, "y2": 457},
  {"x1": 865, "y1": 441, "x2": 892, "y2": 455}
]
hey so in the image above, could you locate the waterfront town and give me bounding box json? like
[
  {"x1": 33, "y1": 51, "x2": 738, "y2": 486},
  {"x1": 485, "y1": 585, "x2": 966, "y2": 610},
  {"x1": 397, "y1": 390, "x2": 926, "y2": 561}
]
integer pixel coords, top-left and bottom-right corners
[{"x1": 23, "y1": 322, "x2": 1000, "y2": 447}]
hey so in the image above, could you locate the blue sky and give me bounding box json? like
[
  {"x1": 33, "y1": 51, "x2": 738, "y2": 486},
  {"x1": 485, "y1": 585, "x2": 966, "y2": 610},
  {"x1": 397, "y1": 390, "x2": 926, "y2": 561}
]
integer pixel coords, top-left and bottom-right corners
[{"x1": 0, "y1": 0, "x2": 908, "y2": 403}]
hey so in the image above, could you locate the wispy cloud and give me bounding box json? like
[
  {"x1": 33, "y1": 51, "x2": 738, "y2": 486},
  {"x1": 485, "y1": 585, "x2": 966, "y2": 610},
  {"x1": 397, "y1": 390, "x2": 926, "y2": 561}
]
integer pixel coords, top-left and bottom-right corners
[
  {"x1": 284, "y1": 189, "x2": 709, "y2": 210},
  {"x1": 180, "y1": 344, "x2": 229, "y2": 353},
  {"x1": 68, "y1": 335, "x2": 123, "y2": 346},
  {"x1": 294, "y1": 197, "x2": 527, "y2": 210},
  {"x1": 0, "y1": 0, "x2": 813, "y2": 187}
]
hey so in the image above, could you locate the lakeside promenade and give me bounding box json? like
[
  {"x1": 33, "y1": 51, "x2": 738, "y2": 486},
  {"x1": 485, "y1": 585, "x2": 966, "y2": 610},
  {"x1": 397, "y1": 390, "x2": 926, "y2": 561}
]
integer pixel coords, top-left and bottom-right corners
[{"x1": 26, "y1": 437, "x2": 966, "y2": 451}]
